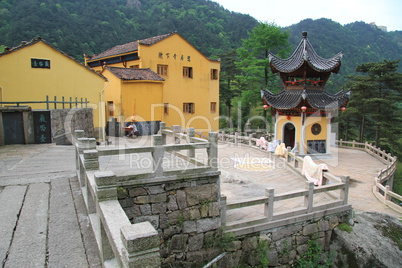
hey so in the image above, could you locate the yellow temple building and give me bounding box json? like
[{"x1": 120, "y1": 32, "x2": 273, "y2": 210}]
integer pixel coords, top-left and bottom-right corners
[
  {"x1": 0, "y1": 37, "x2": 107, "y2": 143},
  {"x1": 85, "y1": 32, "x2": 220, "y2": 135}
]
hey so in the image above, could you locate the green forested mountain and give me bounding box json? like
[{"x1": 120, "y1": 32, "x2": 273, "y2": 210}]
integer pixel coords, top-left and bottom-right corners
[
  {"x1": 0, "y1": 0, "x2": 258, "y2": 60},
  {"x1": 1, "y1": 0, "x2": 401, "y2": 83},
  {"x1": 286, "y1": 18, "x2": 402, "y2": 91}
]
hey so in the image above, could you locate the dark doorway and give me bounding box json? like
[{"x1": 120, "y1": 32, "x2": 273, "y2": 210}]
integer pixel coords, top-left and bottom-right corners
[
  {"x1": 3, "y1": 112, "x2": 25, "y2": 144},
  {"x1": 283, "y1": 123, "x2": 295, "y2": 148}
]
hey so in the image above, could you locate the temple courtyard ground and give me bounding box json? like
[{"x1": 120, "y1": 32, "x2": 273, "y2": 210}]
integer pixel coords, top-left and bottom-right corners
[{"x1": 0, "y1": 136, "x2": 400, "y2": 267}]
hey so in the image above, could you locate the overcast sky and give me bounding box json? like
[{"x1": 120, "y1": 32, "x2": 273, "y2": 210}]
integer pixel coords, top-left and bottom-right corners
[{"x1": 213, "y1": 0, "x2": 402, "y2": 32}]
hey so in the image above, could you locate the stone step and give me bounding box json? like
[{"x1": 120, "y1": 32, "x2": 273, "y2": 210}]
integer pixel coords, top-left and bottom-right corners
[
  {"x1": 0, "y1": 185, "x2": 27, "y2": 264},
  {"x1": 4, "y1": 183, "x2": 49, "y2": 268}
]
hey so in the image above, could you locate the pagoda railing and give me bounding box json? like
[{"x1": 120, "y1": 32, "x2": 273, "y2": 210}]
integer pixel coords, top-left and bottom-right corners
[{"x1": 336, "y1": 140, "x2": 401, "y2": 213}]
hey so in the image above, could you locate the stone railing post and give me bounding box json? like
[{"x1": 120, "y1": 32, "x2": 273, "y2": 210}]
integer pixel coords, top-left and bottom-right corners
[
  {"x1": 95, "y1": 170, "x2": 118, "y2": 201},
  {"x1": 74, "y1": 130, "x2": 85, "y2": 174},
  {"x1": 293, "y1": 150, "x2": 299, "y2": 168},
  {"x1": 152, "y1": 135, "x2": 164, "y2": 177},
  {"x1": 187, "y1": 128, "x2": 195, "y2": 158},
  {"x1": 248, "y1": 134, "x2": 253, "y2": 147},
  {"x1": 83, "y1": 149, "x2": 99, "y2": 170},
  {"x1": 172, "y1": 125, "x2": 181, "y2": 144},
  {"x1": 352, "y1": 140, "x2": 356, "y2": 148},
  {"x1": 341, "y1": 176, "x2": 350, "y2": 205},
  {"x1": 159, "y1": 122, "x2": 166, "y2": 145},
  {"x1": 74, "y1": 129, "x2": 85, "y2": 142},
  {"x1": 78, "y1": 138, "x2": 89, "y2": 154},
  {"x1": 208, "y1": 132, "x2": 218, "y2": 170},
  {"x1": 265, "y1": 188, "x2": 275, "y2": 221},
  {"x1": 339, "y1": 139, "x2": 343, "y2": 147},
  {"x1": 220, "y1": 195, "x2": 227, "y2": 227},
  {"x1": 234, "y1": 132, "x2": 238, "y2": 145},
  {"x1": 286, "y1": 147, "x2": 292, "y2": 163},
  {"x1": 304, "y1": 182, "x2": 314, "y2": 213},
  {"x1": 120, "y1": 222, "x2": 160, "y2": 267},
  {"x1": 385, "y1": 185, "x2": 391, "y2": 201}
]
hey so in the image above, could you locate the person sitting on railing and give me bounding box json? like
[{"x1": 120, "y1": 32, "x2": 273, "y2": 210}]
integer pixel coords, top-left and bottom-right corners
[{"x1": 126, "y1": 122, "x2": 139, "y2": 138}]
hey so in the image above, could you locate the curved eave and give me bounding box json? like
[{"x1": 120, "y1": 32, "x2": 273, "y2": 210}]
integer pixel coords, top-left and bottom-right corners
[
  {"x1": 269, "y1": 37, "x2": 343, "y2": 74},
  {"x1": 261, "y1": 89, "x2": 351, "y2": 110},
  {"x1": 261, "y1": 89, "x2": 302, "y2": 109}
]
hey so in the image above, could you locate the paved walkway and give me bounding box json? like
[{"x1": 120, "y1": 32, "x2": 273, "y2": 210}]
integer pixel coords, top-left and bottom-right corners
[
  {"x1": 0, "y1": 137, "x2": 400, "y2": 267},
  {"x1": 0, "y1": 144, "x2": 102, "y2": 267}
]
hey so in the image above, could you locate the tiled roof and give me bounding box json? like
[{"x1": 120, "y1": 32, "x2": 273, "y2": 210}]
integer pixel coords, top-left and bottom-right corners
[
  {"x1": 269, "y1": 32, "x2": 343, "y2": 74},
  {"x1": 0, "y1": 37, "x2": 107, "y2": 80},
  {"x1": 261, "y1": 89, "x2": 350, "y2": 110},
  {"x1": 89, "y1": 32, "x2": 175, "y2": 60},
  {"x1": 106, "y1": 66, "x2": 164, "y2": 81}
]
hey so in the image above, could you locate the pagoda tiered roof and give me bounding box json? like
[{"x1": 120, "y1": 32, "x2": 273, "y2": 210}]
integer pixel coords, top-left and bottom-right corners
[
  {"x1": 269, "y1": 32, "x2": 343, "y2": 74},
  {"x1": 261, "y1": 89, "x2": 350, "y2": 110}
]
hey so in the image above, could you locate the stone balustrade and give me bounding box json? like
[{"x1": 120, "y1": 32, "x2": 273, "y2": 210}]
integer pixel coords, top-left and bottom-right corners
[{"x1": 336, "y1": 140, "x2": 401, "y2": 213}]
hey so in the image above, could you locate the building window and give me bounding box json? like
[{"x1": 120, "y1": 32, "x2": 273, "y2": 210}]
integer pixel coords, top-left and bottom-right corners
[
  {"x1": 130, "y1": 65, "x2": 139, "y2": 68},
  {"x1": 211, "y1": 69, "x2": 219, "y2": 80},
  {"x1": 210, "y1": 102, "x2": 217, "y2": 113},
  {"x1": 107, "y1": 101, "x2": 114, "y2": 117},
  {"x1": 157, "y1": 65, "x2": 168, "y2": 76},
  {"x1": 183, "y1": 103, "x2": 195, "y2": 114},
  {"x1": 183, "y1": 67, "x2": 193, "y2": 78},
  {"x1": 164, "y1": 103, "x2": 169, "y2": 115}
]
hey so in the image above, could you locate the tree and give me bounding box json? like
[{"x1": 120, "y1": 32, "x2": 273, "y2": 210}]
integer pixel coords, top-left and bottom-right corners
[
  {"x1": 346, "y1": 60, "x2": 402, "y2": 154},
  {"x1": 218, "y1": 49, "x2": 241, "y2": 129},
  {"x1": 236, "y1": 22, "x2": 290, "y2": 129}
]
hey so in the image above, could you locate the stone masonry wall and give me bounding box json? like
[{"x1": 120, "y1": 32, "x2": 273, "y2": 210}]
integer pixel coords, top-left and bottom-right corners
[
  {"x1": 51, "y1": 108, "x2": 94, "y2": 145},
  {"x1": 117, "y1": 170, "x2": 351, "y2": 267},
  {"x1": 218, "y1": 212, "x2": 351, "y2": 267},
  {"x1": 117, "y1": 174, "x2": 223, "y2": 267}
]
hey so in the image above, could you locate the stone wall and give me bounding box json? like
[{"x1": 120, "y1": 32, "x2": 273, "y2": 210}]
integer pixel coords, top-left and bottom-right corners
[
  {"x1": 51, "y1": 108, "x2": 94, "y2": 145},
  {"x1": 219, "y1": 212, "x2": 350, "y2": 267},
  {"x1": 117, "y1": 174, "x2": 223, "y2": 267},
  {"x1": 118, "y1": 168, "x2": 351, "y2": 267}
]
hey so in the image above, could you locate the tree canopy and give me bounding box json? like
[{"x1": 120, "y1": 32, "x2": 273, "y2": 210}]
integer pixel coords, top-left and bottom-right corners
[{"x1": 339, "y1": 60, "x2": 402, "y2": 156}]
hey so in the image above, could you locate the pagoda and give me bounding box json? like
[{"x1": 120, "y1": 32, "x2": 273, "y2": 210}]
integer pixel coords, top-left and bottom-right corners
[{"x1": 261, "y1": 32, "x2": 350, "y2": 155}]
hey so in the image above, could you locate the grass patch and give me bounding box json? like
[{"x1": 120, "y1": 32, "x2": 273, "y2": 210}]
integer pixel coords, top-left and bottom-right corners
[
  {"x1": 337, "y1": 223, "x2": 353, "y2": 233},
  {"x1": 376, "y1": 223, "x2": 402, "y2": 250},
  {"x1": 393, "y1": 161, "x2": 402, "y2": 196}
]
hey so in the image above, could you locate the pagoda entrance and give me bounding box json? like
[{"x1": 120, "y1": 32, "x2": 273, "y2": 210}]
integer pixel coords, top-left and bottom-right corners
[{"x1": 283, "y1": 122, "x2": 295, "y2": 148}]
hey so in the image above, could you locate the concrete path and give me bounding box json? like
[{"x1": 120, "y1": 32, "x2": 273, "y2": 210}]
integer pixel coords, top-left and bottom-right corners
[
  {"x1": 0, "y1": 144, "x2": 101, "y2": 268},
  {"x1": 0, "y1": 137, "x2": 400, "y2": 267}
]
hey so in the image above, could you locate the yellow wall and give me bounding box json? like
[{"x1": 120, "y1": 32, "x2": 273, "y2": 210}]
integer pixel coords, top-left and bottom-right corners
[
  {"x1": 121, "y1": 81, "x2": 163, "y2": 122},
  {"x1": 305, "y1": 116, "x2": 328, "y2": 141},
  {"x1": 0, "y1": 41, "x2": 106, "y2": 137},
  {"x1": 139, "y1": 34, "x2": 220, "y2": 132},
  {"x1": 277, "y1": 115, "x2": 302, "y2": 144},
  {"x1": 88, "y1": 33, "x2": 220, "y2": 133},
  {"x1": 102, "y1": 68, "x2": 123, "y2": 122},
  {"x1": 276, "y1": 114, "x2": 329, "y2": 154}
]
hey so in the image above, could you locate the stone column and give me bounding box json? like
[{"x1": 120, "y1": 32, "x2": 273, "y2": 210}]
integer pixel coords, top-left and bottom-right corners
[
  {"x1": 159, "y1": 122, "x2": 166, "y2": 144},
  {"x1": 187, "y1": 128, "x2": 195, "y2": 158},
  {"x1": 172, "y1": 125, "x2": 181, "y2": 144},
  {"x1": 152, "y1": 135, "x2": 164, "y2": 177},
  {"x1": 208, "y1": 132, "x2": 218, "y2": 170}
]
